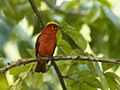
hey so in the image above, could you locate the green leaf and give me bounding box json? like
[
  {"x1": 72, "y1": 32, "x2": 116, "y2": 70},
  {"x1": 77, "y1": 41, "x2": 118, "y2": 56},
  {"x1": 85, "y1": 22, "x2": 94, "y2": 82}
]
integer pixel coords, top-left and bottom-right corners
[
  {"x1": 105, "y1": 72, "x2": 120, "y2": 84},
  {"x1": 2, "y1": 0, "x2": 24, "y2": 26},
  {"x1": 104, "y1": 72, "x2": 120, "y2": 89},
  {"x1": 71, "y1": 82, "x2": 81, "y2": 90},
  {"x1": 33, "y1": 19, "x2": 42, "y2": 36},
  {"x1": 18, "y1": 41, "x2": 33, "y2": 58},
  {"x1": 10, "y1": 63, "x2": 31, "y2": 76},
  {"x1": 116, "y1": 83, "x2": 120, "y2": 90},
  {"x1": 65, "y1": 0, "x2": 79, "y2": 12},
  {"x1": 0, "y1": 59, "x2": 4, "y2": 68},
  {"x1": 65, "y1": 30, "x2": 87, "y2": 52},
  {"x1": 103, "y1": 6, "x2": 120, "y2": 29},
  {"x1": 48, "y1": 67, "x2": 53, "y2": 75},
  {"x1": 66, "y1": 61, "x2": 81, "y2": 75},
  {"x1": 97, "y1": 0, "x2": 110, "y2": 7},
  {"x1": 104, "y1": 74, "x2": 116, "y2": 90},
  {"x1": 102, "y1": 63, "x2": 114, "y2": 71},
  {"x1": 85, "y1": 1, "x2": 101, "y2": 24},
  {"x1": 56, "y1": 60, "x2": 70, "y2": 74},
  {"x1": 0, "y1": 20, "x2": 11, "y2": 57},
  {"x1": 31, "y1": 73, "x2": 43, "y2": 88},
  {"x1": 81, "y1": 74, "x2": 102, "y2": 88},
  {"x1": 46, "y1": 0, "x2": 56, "y2": 5},
  {"x1": 87, "y1": 62, "x2": 101, "y2": 76},
  {"x1": 86, "y1": 62, "x2": 107, "y2": 89},
  {"x1": 58, "y1": 39, "x2": 73, "y2": 55},
  {"x1": 27, "y1": 48, "x2": 35, "y2": 57},
  {"x1": 65, "y1": 78, "x2": 76, "y2": 88},
  {"x1": 78, "y1": 70, "x2": 90, "y2": 79},
  {"x1": 10, "y1": 78, "x2": 22, "y2": 90},
  {"x1": 10, "y1": 32, "x2": 18, "y2": 41},
  {"x1": 99, "y1": 74, "x2": 109, "y2": 90},
  {"x1": 78, "y1": 64, "x2": 89, "y2": 71},
  {"x1": 80, "y1": 82, "x2": 97, "y2": 90},
  {"x1": 57, "y1": 30, "x2": 62, "y2": 43},
  {"x1": 10, "y1": 72, "x2": 28, "y2": 90},
  {"x1": 0, "y1": 73, "x2": 9, "y2": 90},
  {"x1": 71, "y1": 49, "x2": 83, "y2": 55},
  {"x1": 60, "y1": 21, "x2": 75, "y2": 32}
]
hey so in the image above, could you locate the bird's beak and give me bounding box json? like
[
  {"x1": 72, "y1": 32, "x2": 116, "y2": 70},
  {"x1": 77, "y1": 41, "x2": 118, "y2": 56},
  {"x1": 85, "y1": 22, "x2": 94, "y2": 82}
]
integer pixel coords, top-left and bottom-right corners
[{"x1": 58, "y1": 26, "x2": 64, "y2": 30}]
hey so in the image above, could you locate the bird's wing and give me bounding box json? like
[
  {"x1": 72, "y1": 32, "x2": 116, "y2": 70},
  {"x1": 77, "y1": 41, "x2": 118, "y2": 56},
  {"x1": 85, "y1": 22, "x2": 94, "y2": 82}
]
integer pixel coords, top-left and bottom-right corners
[
  {"x1": 35, "y1": 34, "x2": 41, "y2": 57},
  {"x1": 51, "y1": 40, "x2": 57, "y2": 56}
]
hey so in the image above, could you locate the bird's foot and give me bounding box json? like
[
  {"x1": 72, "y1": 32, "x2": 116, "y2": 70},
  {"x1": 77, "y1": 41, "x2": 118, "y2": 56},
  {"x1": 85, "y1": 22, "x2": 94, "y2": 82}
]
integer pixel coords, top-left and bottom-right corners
[{"x1": 47, "y1": 55, "x2": 53, "y2": 61}]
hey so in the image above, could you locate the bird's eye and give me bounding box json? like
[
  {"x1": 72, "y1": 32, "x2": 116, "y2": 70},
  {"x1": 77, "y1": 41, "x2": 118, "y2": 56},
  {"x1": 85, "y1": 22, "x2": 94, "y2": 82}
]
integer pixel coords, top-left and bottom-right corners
[{"x1": 53, "y1": 26, "x2": 56, "y2": 28}]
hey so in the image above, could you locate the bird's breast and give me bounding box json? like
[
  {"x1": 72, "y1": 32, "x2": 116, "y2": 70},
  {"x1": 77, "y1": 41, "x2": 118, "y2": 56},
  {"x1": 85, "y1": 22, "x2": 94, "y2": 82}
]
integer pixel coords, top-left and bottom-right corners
[{"x1": 38, "y1": 34, "x2": 57, "y2": 57}]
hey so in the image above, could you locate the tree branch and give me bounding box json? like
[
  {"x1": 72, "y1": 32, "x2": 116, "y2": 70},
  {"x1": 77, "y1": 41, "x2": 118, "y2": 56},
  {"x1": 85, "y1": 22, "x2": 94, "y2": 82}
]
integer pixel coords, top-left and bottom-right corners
[
  {"x1": 51, "y1": 61, "x2": 67, "y2": 90},
  {"x1": 29, "y1": 0, "x2": 45, "y2": 28},
  {"x1": 42, "y1": 0, "x2": 86, "y2": 16},
  {"x1": 0, "y1": 55, "x2": 120, "y2": 73},
  {"x1": 42, "y1": 0, "x2": 66, "y2": 14}
]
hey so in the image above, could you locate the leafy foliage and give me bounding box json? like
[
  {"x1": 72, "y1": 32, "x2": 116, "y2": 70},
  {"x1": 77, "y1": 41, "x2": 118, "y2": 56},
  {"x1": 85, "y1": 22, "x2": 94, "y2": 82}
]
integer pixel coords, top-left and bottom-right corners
[{"x1": 0, "y1": 0, "x2": 120, "y2": 90}]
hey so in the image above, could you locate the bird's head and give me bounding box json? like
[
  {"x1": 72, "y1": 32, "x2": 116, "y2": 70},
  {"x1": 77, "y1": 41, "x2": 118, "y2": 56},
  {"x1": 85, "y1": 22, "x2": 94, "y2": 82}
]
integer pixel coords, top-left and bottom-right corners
[{"x1": 42, "y1": 22, "x2": 63, "y2": 34}]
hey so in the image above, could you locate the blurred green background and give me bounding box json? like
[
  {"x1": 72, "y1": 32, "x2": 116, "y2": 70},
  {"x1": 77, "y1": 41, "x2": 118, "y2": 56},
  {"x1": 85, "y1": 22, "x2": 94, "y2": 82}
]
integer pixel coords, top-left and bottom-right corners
[{"x1": 0, "y1": 0, "x2": 120, "y2": 90}]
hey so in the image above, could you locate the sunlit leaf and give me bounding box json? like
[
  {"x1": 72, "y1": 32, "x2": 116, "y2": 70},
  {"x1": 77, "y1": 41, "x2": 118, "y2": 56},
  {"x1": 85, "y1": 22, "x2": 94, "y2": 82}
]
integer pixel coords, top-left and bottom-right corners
[
  {"x1": 10, "y1": 63, "x2": 31, "y2": 76},
  {"x1": 10, "y1": 78, "x2": 22, "y2": 90},
  {"x1": 0, "y1": 19, "x2": 11, "y2": 57},
  {"x1": 99, "y1": 74, "x2": 109, "y2": 90},
  {"x1": 27, "y1": 48, "x2": 35, "y2": 57},
  {"x1": 33, "y1": 19, "x2": 42, "y2": 36},
  {"x1": 56, "y1": 61, "x2": 69, "y2": 75},
  {"x1": 65, "y1": 30, "x2": 87, "y2": 52},
  {"x1": 67, "y1": 61, "x2": 80, "y2": 75},
  {"x1": 31, "y1": 73, "x2": 43, "y2": 88},
  {"x1": 71, "y1": 49, "x2": 83, "y2": 55},
  {"x1": 57, "y1": 30, "x2": 62, "y2": 43},
  {"x1": 46, "y1": 0, "x2": 56, "y2": 5},
  {"x1": 58, "y1": 39, "x2": 73, "y2": 55},
  {"x1": 78, "y1": 70, "x2": 90, "y2": 79},
  {"x1": 102, "y1": 63, "x2": 114, "y2": 72},
  {"x1": 81, "y1": 74, "x2": 102, "y2": 88},
  {"x1": 104, "y1": 74, "x2": 116, "y2": 90},
  {"x1": 65, "y1": 0, "x2": 79, "y2": 12},
  {"x1": 79, "y1": 82, "x2": 97, "y2": 90},
  {"x1": 71, "y1": 82, "x2": 81, "y2": 90},
  {"x1": 97, "y1": 0, "x2": 110, "y2": 7},
  {"x1": 85, "y1": 1, "x2": 101, "y2": 24},
  {"x1": 105, "y1": 72, "x2": 120, "y2": 84},
  {"x1": 65, "y1": 78, "x2": 76, "y2": 88},
  {"x1": 10, "y1": 72, "x2": 28, "y2": 90},
  {"x1": 18, "y1": 41, "x2": 33, "y2": 58},
  {"x1": 0, "y1": 73, "x2": 9, "y2": 90},
  {"x1": 103, "y1": 6, "x2": 120, "y2": 29},
  {"x1": 87, "y1": 62, "x2": 101, "y2": 76}
]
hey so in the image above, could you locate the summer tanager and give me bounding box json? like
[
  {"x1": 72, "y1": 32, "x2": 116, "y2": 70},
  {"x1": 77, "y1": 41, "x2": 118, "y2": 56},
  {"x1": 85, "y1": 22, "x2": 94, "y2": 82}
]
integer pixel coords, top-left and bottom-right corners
[{"x1": 35, "y1": 22, "x2": 62, "y2": 73}]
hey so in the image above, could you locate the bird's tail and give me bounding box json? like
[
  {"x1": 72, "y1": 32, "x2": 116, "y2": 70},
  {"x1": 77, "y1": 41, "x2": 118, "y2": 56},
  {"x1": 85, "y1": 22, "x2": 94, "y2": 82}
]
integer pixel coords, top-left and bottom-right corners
[{"x1": 35, "y1": 61, "x2": 46, "y2": 73}]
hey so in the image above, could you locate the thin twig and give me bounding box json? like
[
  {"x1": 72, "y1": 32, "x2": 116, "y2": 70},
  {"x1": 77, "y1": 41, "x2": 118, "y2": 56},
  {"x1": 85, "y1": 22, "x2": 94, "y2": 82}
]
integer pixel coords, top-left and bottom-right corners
[
  {"x1": 51, "y1": 61, "x2": 67, "y2": 90},
  {"x1": 63, "y1": 72, "x2": 78, "y2": 78},
  {"x1": 42, "y1": 0, "x2": 86, "y2": 16},
  {"x1": 29, "y1": 0, "x2": 45, "y2": 28},
  {"x1": 42, "y1": 0, "x2": 66, "y2": 14},
  {"x1": 0, "y1": 56, "x2": 120, "y2": 73}
]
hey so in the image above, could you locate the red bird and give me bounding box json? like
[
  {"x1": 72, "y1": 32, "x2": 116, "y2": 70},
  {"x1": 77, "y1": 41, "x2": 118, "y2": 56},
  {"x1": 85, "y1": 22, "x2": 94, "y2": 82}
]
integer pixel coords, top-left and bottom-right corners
[{"x1": 35, "y1": 22, "x2": 62, "y2": 73}]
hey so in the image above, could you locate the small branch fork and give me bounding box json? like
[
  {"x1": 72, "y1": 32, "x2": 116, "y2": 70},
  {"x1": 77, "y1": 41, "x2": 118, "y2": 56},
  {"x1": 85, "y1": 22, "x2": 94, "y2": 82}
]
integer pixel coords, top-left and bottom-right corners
[{"x1": 0, "y1": 56, "x2": 120, "y2": 73}]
